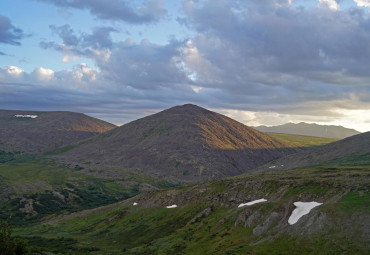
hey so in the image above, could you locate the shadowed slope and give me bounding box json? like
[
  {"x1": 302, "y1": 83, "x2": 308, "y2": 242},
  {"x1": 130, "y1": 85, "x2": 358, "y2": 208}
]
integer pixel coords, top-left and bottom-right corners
[
  {"x1": 257, "y1": 131, "x2": 370, "y2": 172},
  {"x1": 0, "y1": 109, "x2": 116, "y2": 153},
  {"x1": 57, "y1": 104, "x2": 298, "y2": 183}
]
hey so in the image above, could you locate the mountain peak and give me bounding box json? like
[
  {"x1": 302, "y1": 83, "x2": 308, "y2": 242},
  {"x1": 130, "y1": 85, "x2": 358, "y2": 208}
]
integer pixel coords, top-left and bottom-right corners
[
  {"x1": 57, "y1": 105, "x2": 297, "y2": 183},
  {"x1": 164, "y1": 104, "x2": 209, "y2": 115}
]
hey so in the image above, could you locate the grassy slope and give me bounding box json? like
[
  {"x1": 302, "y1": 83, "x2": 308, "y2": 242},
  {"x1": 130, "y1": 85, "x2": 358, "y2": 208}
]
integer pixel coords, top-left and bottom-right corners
[
  {"x1": 0, "y1": 154, "x2": 174, "y2": 226},
  {"x1": 266, "y1": 132, "x2": 338, "y2": 148},
  {"x1": 13, "y1": 155, "x2": 370, "y2": 254}
]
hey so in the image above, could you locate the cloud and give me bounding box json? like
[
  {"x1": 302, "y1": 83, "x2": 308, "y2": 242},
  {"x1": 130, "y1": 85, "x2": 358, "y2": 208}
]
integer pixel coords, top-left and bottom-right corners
[
  {"x1": 50, "y1": 24, "x2": 79, "y2": 46},
  {"x1": 354, "y1": 0, "x2": 370, "y2": 7},
  {"x1": 32, "y1": 67, "x2": 55, "y2": 81},
  {"x1": 36, "y1": 0, "x2": 167, "y2": 24},
  {"x1": 5, "y1": 66, "x2": 24, "y2": 77},
  {"x1": 177, "y1": 0, "x2": 370, "y2": 112},
  {"x1": 0, "y1": 63, "x2": 102, "y2": 88},
  {"x1": 4, "y1": 0, "x2": 369, "y2": 132},
  {"x1": 318, "y1": 0, "x2": 340, "y2": 10},
  {"x1": 0, "y1": 15, "x2": 25, "y2": 46},
  {"x1": 98, "y1": 38, "x2": 192, "y2": 90},
  {"x1": 0, "y1": 62, "x2": 198, "y2": 124},
  {"x1": 40, "y1": 24, "x2": 116, "y2": 63}
]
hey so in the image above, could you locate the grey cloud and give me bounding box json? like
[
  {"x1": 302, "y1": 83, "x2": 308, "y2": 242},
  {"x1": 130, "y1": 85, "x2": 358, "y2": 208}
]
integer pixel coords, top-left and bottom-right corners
[
  {"x1": 82, "y1": 27, "x2": 117, "y2": 49},
  {"x1": 0, "y1": 15, "x2": 25, "y2": 46},
  {"x1": 98, "y1": 39, "x2": 192, "y2": 90},
  {"x1": 40, "y1": 24, "x2": 116, "y2": 60},
  {"x1": 50, "y1": 24, "x2": 79, "y2": 46},
  {"x1": 17, "y1": 0, "x2": 370, "y2": 126},
  {"x1": 178, "y1": 0, "x2": 370, "y2": 113},
  {"x1": 36, "y1": 0, "x2": 167, "y2": 24}
]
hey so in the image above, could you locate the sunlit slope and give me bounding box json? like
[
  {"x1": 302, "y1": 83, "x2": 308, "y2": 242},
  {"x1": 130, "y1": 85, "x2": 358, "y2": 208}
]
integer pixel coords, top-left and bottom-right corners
[
  {"x1": 254, "y1": 122, "x2": 360, "y2": 139},
  {"x1": 266, "y1": 132, "x2": 338, "y2": 148}
]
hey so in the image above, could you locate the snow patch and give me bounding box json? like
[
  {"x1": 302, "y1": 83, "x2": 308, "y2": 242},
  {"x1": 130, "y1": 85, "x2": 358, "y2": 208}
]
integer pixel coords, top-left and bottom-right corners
[
  {"x1": 288, "y1": 201, "x2": 322, "y2": 225},
  {"x1": 14, "y1": 114, "x2": 38, "y2": 119},
  {"x1": 269, "y1": 165, "x2": 276, "y2": 169},
  {"x1": 166, "y1": 205, "x2": 177, "y2": 209},
  {"x1": 238, "y1": 198, "x2": 267, "y2": 208},
  {"x1": 133, "y1": 202, "x2": 138, "y2": 206}
]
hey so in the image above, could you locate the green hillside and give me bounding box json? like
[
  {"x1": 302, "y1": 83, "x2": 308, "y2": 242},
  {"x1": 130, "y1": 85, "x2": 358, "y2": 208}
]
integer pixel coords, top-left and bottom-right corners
[
  {"x1": 266, "y1": 132, "x2": 338, "y2": 148},
  {"x1": 12, "y1": 155, "x2": 370, "y2": 254},
  {"x1": 0, "y1": 153, "x2": 174, "y2": 227}
]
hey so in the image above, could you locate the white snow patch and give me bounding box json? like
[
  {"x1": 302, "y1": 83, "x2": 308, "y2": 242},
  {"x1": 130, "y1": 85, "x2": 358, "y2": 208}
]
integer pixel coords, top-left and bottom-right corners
[
  {"x1": 269, "y1": 165, "x2": 276, "y2": 169},
  {"x1": 288, "y1": 201, "x2": 322, "y2": 225},
  {"x1": 166, "y1": 205, "x2": 177, "y2": 209},
  {"x1": 133, "y1": 202, "x2": 138, "y2": 206},
  {"x1": 238, "y1": 198, "x2": 267, "y2": 208},
  {"x1": 14, "y1": 115, "x2": 38, "y2": 119}
]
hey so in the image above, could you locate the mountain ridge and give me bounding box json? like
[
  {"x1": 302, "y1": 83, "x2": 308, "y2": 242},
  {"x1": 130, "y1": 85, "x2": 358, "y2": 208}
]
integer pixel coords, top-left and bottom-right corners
[{"x1": 254, "y1": 122, "x2": 361, "y2": 139}]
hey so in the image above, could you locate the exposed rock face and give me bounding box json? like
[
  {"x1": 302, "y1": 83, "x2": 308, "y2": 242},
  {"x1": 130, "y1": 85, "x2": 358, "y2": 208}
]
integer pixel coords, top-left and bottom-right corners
[
  {"x1": 0, "y1": 109, "x2": 116, "y2": 153},
  {"x1": 57, "y1": 104, "x2": 298, "y2": 183}
]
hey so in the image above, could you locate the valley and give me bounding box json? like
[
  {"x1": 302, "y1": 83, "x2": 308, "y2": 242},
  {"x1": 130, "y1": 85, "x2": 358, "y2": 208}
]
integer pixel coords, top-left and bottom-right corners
[
  {"x1": 2, "y1": 2, "x2": 369, "y2": 253},
  {"x1": 0, "y1": 105, "x2": 368, "y2": 254},
  {"x1": 12, "y1": 157, "x2": 370, "y2": 254}
]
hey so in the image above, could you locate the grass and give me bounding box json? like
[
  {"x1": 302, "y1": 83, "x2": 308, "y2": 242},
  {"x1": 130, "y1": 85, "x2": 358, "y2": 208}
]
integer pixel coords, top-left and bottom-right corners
[
  {"x1": 0, "y1": 158, "x2": 145, "y2": 226},
  {"x1": 10, "y1": 161, "x2": 369, "y2": 254},
  {"x1": 266, "y1": 132, "x2": 338, "y2": 148},
  {"x1": 9, "y1": 116, "x2": 35, "y2": 121},
  {"x1": 338, "y1": 191, "x2": 370, "y2": 213},
  {"x1": 0, "y1": 159, "x2": 74, "y2": 188},
  {"x1": 1, "y1": 151, "x2": 367, "y2": 254},
  {"x1": 316, "y1": 153, "x2": 370, "y2": 167},
  {"x1": 44, "y1": 144, "x2": 78, "y2": 155}
]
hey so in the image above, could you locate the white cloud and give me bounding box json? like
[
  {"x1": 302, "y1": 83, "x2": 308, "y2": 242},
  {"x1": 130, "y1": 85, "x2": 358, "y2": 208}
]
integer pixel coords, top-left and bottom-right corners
[
  {"x1": 62, "y1": 55, "x2": 79, "y2": 63},
  {"x1": 32, "y1": 67, "x2": 55, "y2": 81},
  {"x1": 318, "y1": 0, "x2": 340, "y2": 10},
  {"x1": 5, "y1": 65, "x2": 24, "y2": 77},
  {"x1": 354, "y1": 0, "x2": 370, "y2": 7},
  {"x1": 191, "y1": 86, "x2": 203, "y2": 93}
]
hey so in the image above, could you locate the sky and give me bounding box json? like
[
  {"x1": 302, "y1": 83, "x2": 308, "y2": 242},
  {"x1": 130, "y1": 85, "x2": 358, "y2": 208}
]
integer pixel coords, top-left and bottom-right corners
[{"x1": 1, "y1": 0, "x2": 370, "y2": 132}]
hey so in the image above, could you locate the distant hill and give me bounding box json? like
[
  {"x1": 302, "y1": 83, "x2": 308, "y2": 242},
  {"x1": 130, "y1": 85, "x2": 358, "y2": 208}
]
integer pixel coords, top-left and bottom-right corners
[
  {"x1": 265, "y1": 132, "x2": 338, "y2": 148},
  {"x1": 56, "y1": 104, "x2": 298, "y2": 183},
  {"x1": 0, "y1": 109, "x2": 116, "y2": 153},
  {"x1": 254, "y1": 122, "x2": 361, "y2": 139},
  {"x1": 257, "y1": 131, "x2": 370, "y2": 172}
]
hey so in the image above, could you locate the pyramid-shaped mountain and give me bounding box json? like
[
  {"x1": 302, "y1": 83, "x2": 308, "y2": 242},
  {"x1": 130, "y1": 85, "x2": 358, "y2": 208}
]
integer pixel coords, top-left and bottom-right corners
[
  {"x1": 0, "y1": 109, "x2": 116, "y2": 153},
  {"x1": 57, "y1": 104, "x2": 297, "y2": 182}
]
